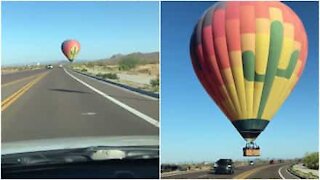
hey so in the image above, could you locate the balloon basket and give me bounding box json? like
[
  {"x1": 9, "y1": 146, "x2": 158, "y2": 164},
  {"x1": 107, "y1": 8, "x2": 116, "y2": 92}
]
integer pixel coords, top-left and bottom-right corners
[
  {"x1": 243, "y1": 142, "x2": 260, "y2": 156},
  {"x1": 243, "y1": 148, "x2": 260, "y2": 156}
]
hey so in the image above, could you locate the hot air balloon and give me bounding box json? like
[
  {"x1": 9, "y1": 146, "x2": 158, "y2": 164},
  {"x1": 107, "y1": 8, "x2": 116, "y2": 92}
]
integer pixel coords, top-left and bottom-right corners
[
  {"x1": 61, "y1": 39, "x2": 80, "y2": 62},
  {"x1": 190, "y1": 2, "x2": 308, "y2": 156}
]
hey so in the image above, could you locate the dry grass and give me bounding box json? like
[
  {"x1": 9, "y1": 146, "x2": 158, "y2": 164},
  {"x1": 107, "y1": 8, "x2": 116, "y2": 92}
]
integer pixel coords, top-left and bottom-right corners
[
  {"x1": 72, "y1": 63, "x2": 159, "y2": 93},
  {"x1": 2, "y1": 66, "x2": 42, "y2": 74}
]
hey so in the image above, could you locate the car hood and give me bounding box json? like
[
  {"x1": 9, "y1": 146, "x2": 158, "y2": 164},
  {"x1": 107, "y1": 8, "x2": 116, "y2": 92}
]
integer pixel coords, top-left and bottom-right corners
[{"x1": 2, "y1": 136, "x2": 158, "y2": 155}]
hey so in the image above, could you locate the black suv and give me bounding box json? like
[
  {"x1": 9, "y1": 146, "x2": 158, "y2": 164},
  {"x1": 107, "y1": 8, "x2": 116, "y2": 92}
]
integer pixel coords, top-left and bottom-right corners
[{"x1": 213, "y1": 159, "x2": 234, "y2": 174}]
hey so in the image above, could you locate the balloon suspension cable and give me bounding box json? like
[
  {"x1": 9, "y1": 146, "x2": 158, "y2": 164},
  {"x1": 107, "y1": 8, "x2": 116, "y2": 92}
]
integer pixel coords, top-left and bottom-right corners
[{"x1": 245, "y1": 141, "x2": 260, "y2": 150}]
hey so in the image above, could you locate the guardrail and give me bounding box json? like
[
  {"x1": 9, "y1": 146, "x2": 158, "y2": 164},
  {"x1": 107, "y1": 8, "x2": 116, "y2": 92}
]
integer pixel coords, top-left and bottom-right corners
[{"x1": 70, "y1": 69, "x2": 159, "y2": 99}]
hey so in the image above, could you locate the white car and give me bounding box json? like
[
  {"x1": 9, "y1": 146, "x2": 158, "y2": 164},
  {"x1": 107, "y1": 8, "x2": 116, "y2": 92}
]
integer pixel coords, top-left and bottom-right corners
[
  {"x1": 46, "y1": 65, "x2": 53, "y2": 69},
  {"x1": 249, "y1": 161, "x2": 254, "y2": 166}
]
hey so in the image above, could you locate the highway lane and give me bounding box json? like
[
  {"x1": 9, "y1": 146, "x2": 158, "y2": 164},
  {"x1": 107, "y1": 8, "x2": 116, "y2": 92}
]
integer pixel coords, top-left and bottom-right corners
[
  {"x1": 247, "y1": 163, "x2": 299, "y2": 179},
  {"x1": 2, "y1": 69, "x2": 48, "y2": 100},
  {"x1": 2, "y1": 68, "x2": 158, "y2": 142},
  {"x1": 67, "y1": 68, "x2": 159, "y2": 120},
  {"x1": 2, "y1": 68, "x2": 47, "y2": 84},
  {"x1": 162, "y1": 165, "x2": 259, "y2": 179},
  {"x1": 162, "y1": 163, "x2": 299, "y2": 179},
  {"x1": 2, "y1": 74, "x2": 43, "y2": 100}
]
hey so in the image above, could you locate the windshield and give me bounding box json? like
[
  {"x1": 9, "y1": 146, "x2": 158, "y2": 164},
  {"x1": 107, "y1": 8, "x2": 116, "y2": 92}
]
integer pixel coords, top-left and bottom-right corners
[
  {"x1": 2, "y1": 1, "x2": 159, "y2": 173},
  {"x1": 217, "y1": 159, "x2": 233, "y2": 165}
]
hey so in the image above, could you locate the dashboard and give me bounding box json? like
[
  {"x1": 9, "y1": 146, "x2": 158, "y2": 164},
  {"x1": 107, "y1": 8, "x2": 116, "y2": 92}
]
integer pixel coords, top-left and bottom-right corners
[{"x1": 2, "y1": 158, "x2": 159, "y2": 179}]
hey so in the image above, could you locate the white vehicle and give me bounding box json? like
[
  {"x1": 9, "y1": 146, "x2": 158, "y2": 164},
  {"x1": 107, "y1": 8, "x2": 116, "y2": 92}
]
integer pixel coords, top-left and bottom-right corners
[
  {"x1": 249, "y1": 161, "x2": 254, "y2": 166},
  {"x1": 46, "y1": 65, "x2": 53, "y2": 69}
]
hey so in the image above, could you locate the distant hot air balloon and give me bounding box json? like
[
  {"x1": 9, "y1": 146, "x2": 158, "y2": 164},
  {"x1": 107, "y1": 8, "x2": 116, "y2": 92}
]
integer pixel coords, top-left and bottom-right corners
[
  {"x1": 61, "y1": 39, "x2": 80, "y2": 62},
  {"x1": 190, "y1": 2, "x2": 308, "y2": 156}
]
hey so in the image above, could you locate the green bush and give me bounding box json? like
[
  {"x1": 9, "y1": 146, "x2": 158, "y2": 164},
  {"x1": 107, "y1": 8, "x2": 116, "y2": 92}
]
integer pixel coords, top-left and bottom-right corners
[
  {"x1": 289, "y1": 166, "x2": 318, "y2": 179},
  {"x1": 303, "y1": 152, "x2": 319, "y2": 170},
  {"x1": 149, "y1": 78, "x2": 159, "y2": 92},
  {"x1": 85, "y1": 62, "x2": 95, "y2": 68},
  {"x1": 96, "y1": 61, "x2": 105, "y2": 66},
  {"x1": 96, "y1": 73, "x2": 118, "y2": 80},
  {"x1": 150, "y1": 78, "x2": 159, "y2": 87},
  {"x1": 105, "y1": 73, "x2": 118, "y2": 80},
  {"x1": 118, "y1": 56, "x2": 140, "y2": 71},
  {"x1": 81, "y1": 68, "x2": 87, "y2": 72}
]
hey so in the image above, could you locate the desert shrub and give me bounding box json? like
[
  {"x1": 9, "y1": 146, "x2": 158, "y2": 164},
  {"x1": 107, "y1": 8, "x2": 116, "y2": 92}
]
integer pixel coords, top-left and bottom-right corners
[
  {"x1": 150, "y1": 78, "x2": 159, "y2": 87},
  {"x1": 85, "y1": 62, "x2": 95, "y2": 68},
  {"x1": 303, "y1": 152, "x2": 319, "y2": 170},
  {"x1": 96, "y1": 73, "x2": 118, "y2": 80},
  {"x1": 118, "y1": 56, "x2": 140, "y2": 71},
  {"x1": 96, "y1": 61, "x2": 105, "y2": 66},
  {"x1": 105, "y1": 73, "x2": 118, "y2": 79}
]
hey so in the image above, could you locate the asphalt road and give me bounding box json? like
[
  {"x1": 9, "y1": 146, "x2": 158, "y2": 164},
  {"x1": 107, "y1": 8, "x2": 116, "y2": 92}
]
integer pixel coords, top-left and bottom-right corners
[
  {"x1": 2, "y1": 67, "x2": 159, "y2": 142},
  {"x1": 2, "y1": 69, "x2": 47, "y2": 84},
  {"x1": 162, "y1": 163, "x2": 299, "y2": 179}
]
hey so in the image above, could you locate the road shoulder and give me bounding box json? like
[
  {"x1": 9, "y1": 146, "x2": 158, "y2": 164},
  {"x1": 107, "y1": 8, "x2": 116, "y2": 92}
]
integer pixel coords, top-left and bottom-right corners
[{"x1": 288, "y1": 163, "x2": 319, "y2": 179}]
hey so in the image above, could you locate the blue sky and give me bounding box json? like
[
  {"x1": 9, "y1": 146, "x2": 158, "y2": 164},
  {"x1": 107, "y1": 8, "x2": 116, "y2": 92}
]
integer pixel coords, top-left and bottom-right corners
[
  {"x1": 161, "y1": 1, "x2": 319, "y2": 163},
  {"x1": 1, "y1": 1, "x2": 159, "y2": 66}
]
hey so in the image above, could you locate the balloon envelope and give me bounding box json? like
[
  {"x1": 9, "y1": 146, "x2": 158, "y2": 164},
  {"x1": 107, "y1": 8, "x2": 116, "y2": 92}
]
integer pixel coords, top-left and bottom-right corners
[
  {"x1": 61, "y1": 40, "x2": 80, "y2": 62},
  {"x1": 190, "y1": 2, "x2": 308, "y2": 142}
]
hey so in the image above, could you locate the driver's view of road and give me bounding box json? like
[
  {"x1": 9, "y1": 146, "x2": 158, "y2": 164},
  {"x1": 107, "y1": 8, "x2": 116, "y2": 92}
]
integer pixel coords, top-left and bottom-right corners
[
  {"x1": 2, "y1": 1, "x2": 159, "y2": 179},
  {"x1": 2, "y1": 67, "x2": 159, "y2": 142}
]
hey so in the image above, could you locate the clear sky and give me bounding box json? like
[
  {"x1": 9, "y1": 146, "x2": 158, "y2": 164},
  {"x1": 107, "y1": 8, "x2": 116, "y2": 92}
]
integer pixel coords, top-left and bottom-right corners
[
  {"x1": 2, "y1": 1, "x2": 159, "y2": 66},
  {"x1": 161, "y1": 1, "x2": 319, "y2": 163}
]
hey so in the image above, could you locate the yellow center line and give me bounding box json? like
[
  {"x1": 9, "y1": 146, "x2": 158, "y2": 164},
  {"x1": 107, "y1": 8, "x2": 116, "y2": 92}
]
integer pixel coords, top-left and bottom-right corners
[
  {"x1": 2, "y1": 74, "x2": 40, "y2": 88},
  {"x1": 1, "y1": 72, "x2": 49, "y2": 112},
  {"x1": 233, "y1": 164, "x2": 277, "y2": 179}
]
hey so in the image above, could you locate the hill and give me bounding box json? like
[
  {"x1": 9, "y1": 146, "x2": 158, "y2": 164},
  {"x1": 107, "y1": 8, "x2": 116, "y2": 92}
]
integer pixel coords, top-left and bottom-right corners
[{"x1": 96, "y1": 52, "x2": 159, "y2": 65}]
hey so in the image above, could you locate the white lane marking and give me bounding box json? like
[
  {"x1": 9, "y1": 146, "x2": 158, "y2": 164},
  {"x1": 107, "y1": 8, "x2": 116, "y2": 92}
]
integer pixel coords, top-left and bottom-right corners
[
  {"x1": 278, "y1": 166, "x2": 286, "y2": 179},
  {"x1": 81, "y1": 112, "x2": 96, "y2": 116},
  {"x1": 73, "y1": 70, "x2": 158, "y2": 101},
  {"x1": 64, "y1": 68, "x2": 159, "y2": 128}
]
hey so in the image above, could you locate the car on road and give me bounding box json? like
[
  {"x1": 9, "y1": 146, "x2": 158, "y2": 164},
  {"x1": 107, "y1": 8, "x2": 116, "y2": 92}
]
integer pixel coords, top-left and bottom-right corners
[
  {"x1": 213, "y1": 159, "x2": 234, "y2": 174},
  {"x1": 46, "y1": 65, "x2": 53, "y2": 69},
  {"x1": 249, "y1": 160, "x2": 254, "y2": 166},
  {"x1": 2, "y1": 136, "x2": 159, "y2": 179},
  {"x1": 270, "y1": 160, "x2": 274, "y2": 164},
  {"x1": 161, "y1": 164, "x2": 179, "y2": 173}
]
